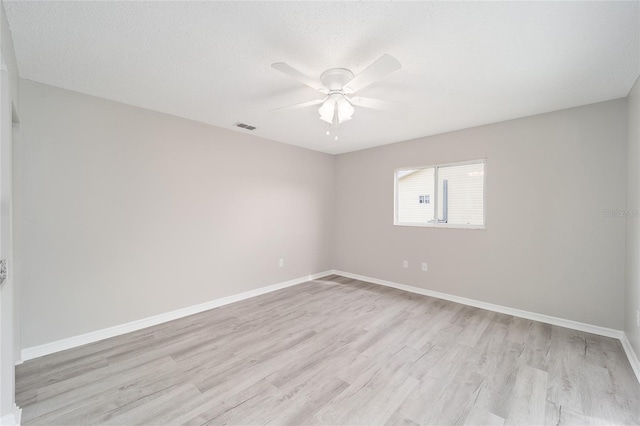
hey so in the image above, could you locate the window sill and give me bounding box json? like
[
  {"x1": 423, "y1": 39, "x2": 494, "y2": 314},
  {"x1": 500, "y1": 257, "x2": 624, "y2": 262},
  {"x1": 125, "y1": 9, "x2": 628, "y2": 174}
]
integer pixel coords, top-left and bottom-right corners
[{"x1": 393, "y1": 222, "x2": 486, "y2": 230}]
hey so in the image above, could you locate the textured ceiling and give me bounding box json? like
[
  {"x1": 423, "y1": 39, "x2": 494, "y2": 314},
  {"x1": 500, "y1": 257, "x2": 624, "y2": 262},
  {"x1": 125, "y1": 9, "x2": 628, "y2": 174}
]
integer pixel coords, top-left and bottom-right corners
[{"x1": 4, "y1": 1, "x2": 640, "y2": 154}]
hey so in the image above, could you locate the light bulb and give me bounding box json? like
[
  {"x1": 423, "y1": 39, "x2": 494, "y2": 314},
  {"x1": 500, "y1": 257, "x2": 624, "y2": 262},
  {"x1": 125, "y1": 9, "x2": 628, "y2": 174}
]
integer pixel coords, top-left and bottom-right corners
[
  {"x1": 326, "y1": 130, "x2": 330, "y2": 136},
  {"x1": 334, "y1": 135, "x2": 338, "y2": 141}
]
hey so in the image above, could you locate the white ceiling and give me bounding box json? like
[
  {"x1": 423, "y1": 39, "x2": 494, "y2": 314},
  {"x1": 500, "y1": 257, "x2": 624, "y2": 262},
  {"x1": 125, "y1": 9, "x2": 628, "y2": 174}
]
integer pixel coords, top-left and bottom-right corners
[{"x1": 4, "y1": 1, "x2": 640, "y2": 155}]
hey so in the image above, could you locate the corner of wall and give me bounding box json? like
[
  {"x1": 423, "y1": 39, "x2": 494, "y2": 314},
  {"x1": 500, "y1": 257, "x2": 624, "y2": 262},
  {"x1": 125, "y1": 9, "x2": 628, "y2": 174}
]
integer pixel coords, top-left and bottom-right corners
[
  {"x1": 0, "y1": 1, "x2": 20, "y2": 110},
  {"x1": 625, "y1": 73, "x2": 640, "y2": 363}
]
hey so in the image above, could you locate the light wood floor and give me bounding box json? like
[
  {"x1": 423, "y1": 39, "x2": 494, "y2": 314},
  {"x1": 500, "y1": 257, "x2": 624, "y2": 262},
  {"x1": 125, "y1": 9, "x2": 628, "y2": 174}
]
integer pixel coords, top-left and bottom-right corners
[{"x1": 16, "y1": 275, "x2": 640, "y2": 425}]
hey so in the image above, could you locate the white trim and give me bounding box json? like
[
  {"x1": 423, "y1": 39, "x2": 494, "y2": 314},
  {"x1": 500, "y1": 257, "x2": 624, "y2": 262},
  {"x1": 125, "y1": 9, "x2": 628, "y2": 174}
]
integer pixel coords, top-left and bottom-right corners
[
  {"x1": 621, "y1": 333, "x2": 640, "y2": 384},
  {"x1": 0, "y1": 404, "x2": 21, "y2": 426},
  {"x1": 331, "y1": 270, "x2": 624, "y2": 339},
  {"x1": 20, "y1": 271, "x2": 333, "y2": 362},
  {"x1": 393, "y1": 222, "x2": 486, "y2": 230},
  {"x1": 19, "y1": 269, "x2": 640, "y2": 386},
  {"x1": 395, "y1": 158, "x2": 487, "y2": 173},
  {"x1": 332, "y1": 270, "x2": 640, "y2": 384}
]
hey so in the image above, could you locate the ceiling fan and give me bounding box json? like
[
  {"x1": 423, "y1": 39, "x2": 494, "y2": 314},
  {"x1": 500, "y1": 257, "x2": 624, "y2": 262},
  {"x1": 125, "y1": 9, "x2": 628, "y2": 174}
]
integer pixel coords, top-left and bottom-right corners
[{"x1": 271, "y1": 54, "x2": 401, "y2": 127}]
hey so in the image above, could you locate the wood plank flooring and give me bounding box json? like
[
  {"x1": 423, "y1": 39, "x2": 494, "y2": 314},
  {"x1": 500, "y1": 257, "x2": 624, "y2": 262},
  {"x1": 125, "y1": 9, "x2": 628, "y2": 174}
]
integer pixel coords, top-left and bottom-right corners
[{"x1": 16, "y1": 275, "x2": 640, "y2": 425}]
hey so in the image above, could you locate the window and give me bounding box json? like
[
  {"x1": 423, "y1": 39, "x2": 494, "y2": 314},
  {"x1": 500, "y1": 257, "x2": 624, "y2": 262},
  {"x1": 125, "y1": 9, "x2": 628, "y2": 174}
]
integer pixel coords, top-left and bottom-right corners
[{"x1": 394, "y1": 160, "x2": 485, "y2": 228}]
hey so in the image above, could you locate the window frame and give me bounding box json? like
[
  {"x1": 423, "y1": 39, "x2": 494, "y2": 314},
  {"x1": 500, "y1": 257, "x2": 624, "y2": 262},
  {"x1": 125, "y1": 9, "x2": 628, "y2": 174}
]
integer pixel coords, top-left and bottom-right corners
[{"x1": 394, "y1": 158, "x2": 487, "y2": 230}]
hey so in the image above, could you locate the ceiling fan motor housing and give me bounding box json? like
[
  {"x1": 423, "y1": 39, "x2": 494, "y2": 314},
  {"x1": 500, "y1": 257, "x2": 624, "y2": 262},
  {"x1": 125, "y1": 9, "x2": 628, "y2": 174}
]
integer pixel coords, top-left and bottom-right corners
[{"x1": 320, "y1": 68, "x2": 355, "y2": 92}]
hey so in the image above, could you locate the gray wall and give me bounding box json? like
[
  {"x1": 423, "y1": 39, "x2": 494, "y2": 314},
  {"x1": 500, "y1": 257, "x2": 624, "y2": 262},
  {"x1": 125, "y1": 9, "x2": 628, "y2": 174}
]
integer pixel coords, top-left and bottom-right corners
[
  {"x1": 333, "y1": 99, "x2": 628, "y2": 330},
  {"x1": 626, "y1": 75, "x2": 640, "y2": 356},
  {"x1": 15, "y1": 79, "x2": 632, "y2": 350},
  {"x1": 16, "y1": 80, "x2": 335, "y2": 348}
]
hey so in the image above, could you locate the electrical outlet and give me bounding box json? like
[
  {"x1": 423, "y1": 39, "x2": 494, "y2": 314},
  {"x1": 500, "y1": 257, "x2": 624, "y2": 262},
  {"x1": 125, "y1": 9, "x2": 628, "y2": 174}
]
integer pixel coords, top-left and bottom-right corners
[
  {"x1": 422, "y1": 262, "x2": 428, "y2": 272},
  {"x1": 279, "y1": 259, "x2": 284, "y2": 268},
  {"x1": 403, "y1": 260, "x2": 408, "y2": 268},
  {"x1": 637, "y1": 310, "x2": 640, "y2": 328}
]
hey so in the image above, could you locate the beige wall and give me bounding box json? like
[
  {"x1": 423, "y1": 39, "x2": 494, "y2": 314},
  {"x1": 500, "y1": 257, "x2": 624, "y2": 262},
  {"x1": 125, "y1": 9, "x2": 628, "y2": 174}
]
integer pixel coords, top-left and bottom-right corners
[
  {"x1": 15, "y1": 80, "x2": 335, "y2": 348},
  {"x1": 14, "y1": 78, "x2": 633, "y2": 351},
  {"x1": 626, "y1": 75, "x2": 640, "y2": 357},
  {"x1": 334, "y1": 99, "x2": 628, "y2": 329}
]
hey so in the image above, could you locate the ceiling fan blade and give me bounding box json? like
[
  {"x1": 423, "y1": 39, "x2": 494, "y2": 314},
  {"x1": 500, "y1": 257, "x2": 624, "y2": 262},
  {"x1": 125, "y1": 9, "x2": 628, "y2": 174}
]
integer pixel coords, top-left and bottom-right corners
[
  {"x1": 271, "y1": 62, "x2": 328, "y2": 93},
  {"x1": 349, "y1": 96, "x2": 398, "y2": 111},
  {"x1": 344, "y1": 54, "x2": 401, "y2": 94},
  {"x1": 270, "y1": 97, "x2": 327, "y2": 112}
]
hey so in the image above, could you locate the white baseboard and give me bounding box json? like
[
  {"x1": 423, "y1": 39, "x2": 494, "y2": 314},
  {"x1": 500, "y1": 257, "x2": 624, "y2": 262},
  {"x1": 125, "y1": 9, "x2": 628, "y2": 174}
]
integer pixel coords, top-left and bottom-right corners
[
  {"x1": 20, "y1": 271, "x2": 332, "y2": 362},
  {"x1": 0, "y1": 404, "x2": 21, "y2": 426},
  {"x1": 621, "y1": 333, "x2": 640, "y2": 384},
  {"x1": 19, "y1": 268, "x2": 640, "y2": 386},
  {"x1": 332, "y1": 270, "x2": 624, "y2": 339},
  {"x1": 331, "y1": 270, "x2": 640, "y2": 384}
]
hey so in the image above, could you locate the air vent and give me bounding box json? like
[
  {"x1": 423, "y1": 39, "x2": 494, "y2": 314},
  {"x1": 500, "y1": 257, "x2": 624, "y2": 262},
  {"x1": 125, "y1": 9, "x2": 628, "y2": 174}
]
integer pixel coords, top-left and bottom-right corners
[{"x1": 234, "y1": 122, "x2": 257, "y2": 131}]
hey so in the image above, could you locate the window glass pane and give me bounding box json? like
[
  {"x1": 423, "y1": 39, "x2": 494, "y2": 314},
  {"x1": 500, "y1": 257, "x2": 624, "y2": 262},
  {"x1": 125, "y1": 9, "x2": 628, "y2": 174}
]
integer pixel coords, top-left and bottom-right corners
[
  {"x1": 396, "y1": 168, "x2": 435, "y2": 224},
  {"x1": 437, "y1": 163, "x2": 484, "y2": 226}
]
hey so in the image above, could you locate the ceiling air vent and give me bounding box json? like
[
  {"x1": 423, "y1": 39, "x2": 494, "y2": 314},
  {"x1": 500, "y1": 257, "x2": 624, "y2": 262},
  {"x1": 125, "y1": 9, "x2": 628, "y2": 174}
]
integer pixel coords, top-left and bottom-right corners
[{"x1": 234, "y1": 122, "x2": 257, "y2": 131}]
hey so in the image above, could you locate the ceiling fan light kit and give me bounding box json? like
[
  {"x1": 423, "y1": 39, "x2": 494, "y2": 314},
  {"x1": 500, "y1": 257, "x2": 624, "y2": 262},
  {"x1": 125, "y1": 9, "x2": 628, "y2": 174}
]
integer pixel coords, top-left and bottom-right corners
[
  {"x1": 318, "y1": 93, "x2": 355, "y2": 125},
  {"x1": 271, "y1": 54, "x2": 401, "y2": 133}
]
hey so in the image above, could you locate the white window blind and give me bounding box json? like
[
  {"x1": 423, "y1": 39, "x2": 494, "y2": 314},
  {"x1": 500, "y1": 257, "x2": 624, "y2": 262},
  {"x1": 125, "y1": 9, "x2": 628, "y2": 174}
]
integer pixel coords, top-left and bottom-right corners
[{"x1": 395, "y1": 160, "x2": 485, "y2": 229}]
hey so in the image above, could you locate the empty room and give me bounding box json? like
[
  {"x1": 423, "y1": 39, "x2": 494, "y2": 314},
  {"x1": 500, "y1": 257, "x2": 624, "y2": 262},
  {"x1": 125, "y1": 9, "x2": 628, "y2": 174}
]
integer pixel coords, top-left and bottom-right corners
[{"x1": 1, "y1": 1, "x2": 640, "y2": 425}]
